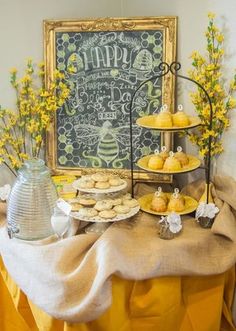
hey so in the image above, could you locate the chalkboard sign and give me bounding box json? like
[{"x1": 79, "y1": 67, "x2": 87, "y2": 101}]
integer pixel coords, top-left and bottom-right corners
[{"x1": 44, "y1": 17, "x2": 177, "y2": 181}]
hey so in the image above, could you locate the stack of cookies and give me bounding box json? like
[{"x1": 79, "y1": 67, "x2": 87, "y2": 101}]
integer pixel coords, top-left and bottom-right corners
[
  {"x1": 70, "y1": 193, "x2": 139, "y2": 221},
  {"x1": 70, "y1": 173, "x2": 140, "y2": 222},
  {"x1": 75, "y1": 173, "x2": 125, "y2": 190}
]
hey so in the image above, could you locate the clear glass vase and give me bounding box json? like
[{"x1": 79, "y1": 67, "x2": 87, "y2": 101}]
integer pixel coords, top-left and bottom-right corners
[
  {"x1": 159, "y1": 224, "x2": 174, "y2": 240},
  {"x1": 7, "y1": 159, "x2": 58, "y2": 240},
  {"x1": 198, "y1": 216, "x2": 214, "y2": 229}
]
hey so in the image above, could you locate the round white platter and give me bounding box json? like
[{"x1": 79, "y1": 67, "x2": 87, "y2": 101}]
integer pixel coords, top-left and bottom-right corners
[{"x1": 71, "y1": 205, "x2": 140, "y2": 223}]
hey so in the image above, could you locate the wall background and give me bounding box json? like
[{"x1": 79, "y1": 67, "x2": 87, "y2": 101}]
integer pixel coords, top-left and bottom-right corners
[{"x1": 0, "y1": 0, "x2": 236, "y2": 185}]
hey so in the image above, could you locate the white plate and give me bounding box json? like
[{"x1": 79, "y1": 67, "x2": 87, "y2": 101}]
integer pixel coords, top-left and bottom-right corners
[
  {"x1": 71, "y1": 206, "x2": 140, "y2": 223},
  {"x1": 72, "y1": 178, "x2": 127, "y2": 194}
]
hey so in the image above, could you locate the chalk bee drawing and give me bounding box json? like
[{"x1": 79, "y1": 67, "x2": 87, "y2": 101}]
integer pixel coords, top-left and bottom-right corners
[{"x1": 74, "y1": 120, "x2": 140, "y2": 168}]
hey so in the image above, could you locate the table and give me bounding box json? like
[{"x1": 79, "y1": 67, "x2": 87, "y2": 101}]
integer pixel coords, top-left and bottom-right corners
[
  {"x1": 1, "y1": 176, "x2": 236, "y2": 330},
  {"x1": 0, "y1": 256, "x2": 235, "y2": 331}
]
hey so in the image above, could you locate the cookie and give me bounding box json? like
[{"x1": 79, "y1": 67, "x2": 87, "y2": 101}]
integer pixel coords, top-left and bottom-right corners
[
  {"x1": 99, "y1": 210, "x2": 117, "y2": 219},
  {"x1": 94, "y1": 200, "x2": 113, "y2": 211},
  {"x1": 95, "y1": 181, "x2": 110, "y2": 189},
  {"x1": 78, "y1": 179, "x2": 95, "y2": 189},
  {"x1": 113, "y1": 205, "x2": 130, "y2": 214},
  {"x1": 109, "y1": 176, "x2": 123, "y2": 186},
  {"x1": 111, "y1": 198, "x2": 122, "y2": 206},
  {"x1": 102, "y1": 199, "x2": 115, "y2": 206},
  {"x1": 70, "y1": 203, "x2": 83, "y2": 212},
  {"x1": 78, "y1": 208, "x2": 98, "y2": 218},
  {"x1": 77, "y1": 197, "x2": 96, "y2": 207},
  {"x1": 91, "y1": 173, "x2": 109, "y2": 182},
  {"x1": 67, "y1": 198, "x2": 80, "y2": 203},
  {"x1": 122, "y1": 193, "x2": 132, "y2": 201},
  {"x1": 123, "y1": 199, "x2": 139, "y2": 208}
]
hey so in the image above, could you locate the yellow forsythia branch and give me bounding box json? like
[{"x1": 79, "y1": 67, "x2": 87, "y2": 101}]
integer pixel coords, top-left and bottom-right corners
[
  {"x1": 188, "y1": 13, "x2": 236, "y2": 159},
  {"x1": 0, "y1": 59, "x2": 70, "y2": 172}
]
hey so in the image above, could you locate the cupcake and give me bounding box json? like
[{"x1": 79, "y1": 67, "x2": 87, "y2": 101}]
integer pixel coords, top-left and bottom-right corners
[
  {"x1": 172, "y1": 104, "x2": 190, "y2": 127},
  {"x1": 168, "y1": 188, "x2": 185, "y2": 212},
  {"x1": 163, "y1": 152, "x2": 182, "y2": 171},
  {"x1": 150, "y1": 188, "x2": 168, "y2": 212},
  {"x1": 159, "y1": 146, "x2": 169, "y2": 161},
  {"x1": 174, "y1": 146, "x2": 189, "y2": 166},
  {"x1": 148, "y1": 149, "x2": 164, "y2": 170},
  {"x1": 154, "y1": 105, "x2": 172, "y2": 128},
  {"x1": 155, "y1": 187, "x2": 168, "y2": 203}
]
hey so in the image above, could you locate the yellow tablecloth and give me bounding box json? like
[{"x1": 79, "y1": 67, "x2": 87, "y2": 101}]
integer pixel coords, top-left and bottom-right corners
[{"x1": 0, "y1": 257, "x2": 235, "y2": 331}]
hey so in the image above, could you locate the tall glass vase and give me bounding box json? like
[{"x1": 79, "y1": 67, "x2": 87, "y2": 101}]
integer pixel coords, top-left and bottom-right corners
[
  {"x1": 200, "y1": 155, "x2": 218, "y2": 203},
  {"x1": 203, "y1": 155, "x2": 217, "y2": 184},
  {"x1": 198, "y1": 156, "x2": 217, "y2": 229},
  {"x1": 7, "y1": 159, "x2": 58, "y2": 240}
]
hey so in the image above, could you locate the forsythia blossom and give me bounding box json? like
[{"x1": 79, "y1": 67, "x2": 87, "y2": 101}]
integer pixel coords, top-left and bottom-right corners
[
  {"x1": 188, "y1": 13, "x2": 236, "y2": 159},
  {"x1": 0, "y1": 59, "x2": 70, "y2": 173}
]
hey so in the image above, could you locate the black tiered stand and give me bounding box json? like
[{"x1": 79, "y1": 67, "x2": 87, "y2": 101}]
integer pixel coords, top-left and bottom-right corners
[{"x1": 129, "y1": 61, "x2": 213, "y2": 203}]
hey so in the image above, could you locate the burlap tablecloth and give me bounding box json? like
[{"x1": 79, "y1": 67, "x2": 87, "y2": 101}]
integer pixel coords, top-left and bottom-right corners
[{"x1": 0, "y1": 175, "x2": 236, "y2": 323}]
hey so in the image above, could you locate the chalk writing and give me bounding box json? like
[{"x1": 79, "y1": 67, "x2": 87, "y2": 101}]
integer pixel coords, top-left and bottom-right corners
[{"x1": 56, "y1": 30, "x2": 163, "y2": 169}]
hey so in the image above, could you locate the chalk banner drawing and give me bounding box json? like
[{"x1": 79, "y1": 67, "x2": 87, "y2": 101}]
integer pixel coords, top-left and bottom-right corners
[{"x1": 44, "y1": 17, "x2": 177, "y2": 181}]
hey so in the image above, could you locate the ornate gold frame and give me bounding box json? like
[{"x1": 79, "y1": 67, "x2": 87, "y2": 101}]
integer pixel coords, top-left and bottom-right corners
[{"x1": 44, "y1": 16, "x2": 177, "y2": 182}]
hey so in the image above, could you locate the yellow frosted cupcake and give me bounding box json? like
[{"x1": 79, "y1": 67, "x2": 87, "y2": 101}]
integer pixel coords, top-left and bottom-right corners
[
  {"x1": 154, "y1": 104, "x2": 172, "y2": 128},
  {"x1": 163, "y1": 152, "x2": 182, "y2": 171},
  {"x1": 148, "y1": 150, "x2": 164, "y2": 170},
  {"x1": 151, "y1": 187, "x2": 168, "y2": 212},
  {"x1": 159, "y1": 146, "x2": 169, "y2": 161},
  {"x1": 174, "y1": 146, "x2": 189, "y2": 166},
  {"x1": 172, "y1": 104, "x2": 190, "y2": 127},
  {"x1": 155, "y1": 187, "x2": 168, "y2": 203},
  {"x1": 168, "y1": 188, "x2": 185, "y2": 212},
  {"x1": 151, "y1": 195, "x2": 167, "y2": 212}
]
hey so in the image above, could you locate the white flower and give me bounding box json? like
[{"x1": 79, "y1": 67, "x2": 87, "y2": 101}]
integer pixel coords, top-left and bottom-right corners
[
  {"x1": 159, "y1": 213, "x2": 182, "y2": 234},
  {"x1": 195, "y1": 202, "x2": 219, "y2": 219},
  {"x1": 169, "y1": 223, "x2": 182, "y2": 234},
  {"x1": 167, "y1": 212, "x2": 182, "y2": 234},
  {"x1": 205, "y1": 203, "x2": 219, "y2": 218},
  {"x1": 159, "y1": 215, "x2": 167, "y2": 224},
  {"x1": 0, "y1": 184, "x2": 11, "y2": 201},
  {"x1": 195, "y1": 202, "x2": 206, "y2": 219}
]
